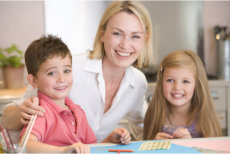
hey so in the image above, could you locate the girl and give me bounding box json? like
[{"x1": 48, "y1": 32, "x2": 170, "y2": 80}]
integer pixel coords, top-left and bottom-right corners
[{"x1": 143, "y1": 50, "x2": 222, "y2": 140}]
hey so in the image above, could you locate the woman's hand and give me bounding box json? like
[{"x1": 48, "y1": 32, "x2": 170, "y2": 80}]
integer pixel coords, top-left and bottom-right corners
[
  {"x1": 173, "y1": 128, "x2": 192, "y2": 139},
  {"x1": 104, "y1": 128, "x2": 131, "y2": 145},
  {"x1": 65, "y1": 142, "x2": 90, "y2": 154},
  {"x1": 154, "y1": 132, "x2": 174, "y2": 140},
  {"x1": 20, "y1": 96, "x2": 45, "y2": 124}
]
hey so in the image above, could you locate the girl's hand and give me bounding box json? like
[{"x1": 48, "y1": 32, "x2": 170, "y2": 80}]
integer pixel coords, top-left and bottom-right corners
[
  {"x1": 65, "y1": 142, "x2": 90, "y2": 154},
  {"x1": 20, "y1": 96, "x2": 45, "y2": 124},
  {"x1": 110, "y1": 128, "x2": 131, "y2": 145},
  {"x1": 173, "y1": 128, "x2": 192, "y2": 139},
  {"x1": 154, "y1": 132, "x2": 173, "y2": 140}
]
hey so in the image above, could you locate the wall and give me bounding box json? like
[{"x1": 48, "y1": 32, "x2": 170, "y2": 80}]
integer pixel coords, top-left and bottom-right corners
[
  {"x1": 141, "y1": 1, "x2": 203, "y2": 73},
  {"x1": 44, "y1": 1, "x2": 109, "y2": 55},
  {"x1": 203, "y1": 1, "x2": 230, "y2": 76},
  {"x1": 0, "y1": 1, "x2": 45, "y2": 87},
  {"x1": 0, "y1": 1, "x2": 230, "y2": 84}
]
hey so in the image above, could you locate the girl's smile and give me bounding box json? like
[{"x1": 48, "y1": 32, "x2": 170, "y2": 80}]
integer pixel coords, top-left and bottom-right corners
[{"x1": 163, "y1": 67, "x2": 195, "y2": 108}]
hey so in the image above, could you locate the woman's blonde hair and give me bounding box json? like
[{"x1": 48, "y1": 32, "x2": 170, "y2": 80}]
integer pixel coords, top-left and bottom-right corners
[
  {"x1": 89, "y1": 1, "x2": 153, "y2": 68},
  {"x1": 143, "y1": 50, "x2": 222, "y2": 140}
]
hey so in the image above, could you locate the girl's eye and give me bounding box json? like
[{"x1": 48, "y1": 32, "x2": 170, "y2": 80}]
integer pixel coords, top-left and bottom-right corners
[
  {"x1": 183, "y1": 80, "x2": 190, "y2": 83},
  {"x1": 47, "y1": 72, "x2": 55, "y2": 76},
  {"x1": 166, "y1": 79, "x2": 174, "y2": 82}
]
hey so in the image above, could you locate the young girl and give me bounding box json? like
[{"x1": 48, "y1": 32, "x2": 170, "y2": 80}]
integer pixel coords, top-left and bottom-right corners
[{"x1": 143, "y1": 50, "x2": 222, "y2": 140}]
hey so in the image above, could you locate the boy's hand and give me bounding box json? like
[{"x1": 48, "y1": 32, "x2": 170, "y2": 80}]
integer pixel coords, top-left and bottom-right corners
[
  {"x1": 65, "y1": 142, "x2": 90, "y2": 154},
  {"x1": 110, "y1": 128, "x2": 131, "y2": 145},
  {"x1": 154, "y1": 132, "x2": 173, "y2": 140},
  {"x1": 20, "y1": 96, "x2": 45, "y2": 124},
  {"x1": 173, "y1": 128, "x2": 192, "y2": 139}
]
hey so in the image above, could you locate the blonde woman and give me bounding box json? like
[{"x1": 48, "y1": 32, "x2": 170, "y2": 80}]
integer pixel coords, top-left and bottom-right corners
[
  {"x1": 3, "y1": 1, "x2": 153, "y2": 143},
  {"x1": 144, "y1": 50, "x2": 222, "y2": 140}
]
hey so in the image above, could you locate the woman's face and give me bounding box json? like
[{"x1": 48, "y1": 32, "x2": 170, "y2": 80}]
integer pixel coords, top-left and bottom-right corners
[{"x1": 101, "y1": 11, "x2": 145, "y2": 69}]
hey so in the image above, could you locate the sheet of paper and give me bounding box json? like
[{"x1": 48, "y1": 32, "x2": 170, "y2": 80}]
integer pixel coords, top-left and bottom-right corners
[
  {"x1": 172, "y1": 139, "x2": 230, "y2": 152},
  {"x1": 91, "y1": 141, "x2": 200, "y2": 153}
]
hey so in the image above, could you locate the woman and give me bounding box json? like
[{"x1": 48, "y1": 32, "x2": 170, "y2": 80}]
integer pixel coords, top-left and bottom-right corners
[{"x1": 2, "y1": 1, "x2": 153, "y2": 142}]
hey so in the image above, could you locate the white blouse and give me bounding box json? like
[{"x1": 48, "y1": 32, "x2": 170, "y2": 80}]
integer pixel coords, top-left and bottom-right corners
[{"x1": 13, "y1": 52, "x2": 148, "y2": 142}]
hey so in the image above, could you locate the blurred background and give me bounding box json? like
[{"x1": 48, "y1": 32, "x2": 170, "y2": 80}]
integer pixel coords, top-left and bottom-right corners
[{"x1": 0, "y1": 1, "x2": 230, "y2": 85}]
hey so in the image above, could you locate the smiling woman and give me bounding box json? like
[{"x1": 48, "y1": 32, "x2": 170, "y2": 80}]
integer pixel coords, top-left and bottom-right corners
[{"x1": 2, "y1": 1, "x2": 153, "y2": 145}]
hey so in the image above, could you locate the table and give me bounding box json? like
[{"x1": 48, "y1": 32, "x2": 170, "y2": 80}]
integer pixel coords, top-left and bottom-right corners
[
  {"x1": 90, "y1": 136, "x2": 230, "y2": 153},
  {"x1": 0, "y1": 86, "x2": 27, "y2": 115}
]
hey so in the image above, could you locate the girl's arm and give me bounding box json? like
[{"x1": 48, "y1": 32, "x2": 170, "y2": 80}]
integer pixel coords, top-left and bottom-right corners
[{"x1": 24, "y1": 134, "x2": 90, "y2": 153}]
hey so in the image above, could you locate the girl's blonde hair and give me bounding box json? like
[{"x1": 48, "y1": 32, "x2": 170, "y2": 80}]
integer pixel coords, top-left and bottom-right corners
[
  {"x1": 89, "y1": 1, "x2": 153, "y2": 68},
  {"x1": 143, "y1": 50, "x2": 222, "y2": 140}
]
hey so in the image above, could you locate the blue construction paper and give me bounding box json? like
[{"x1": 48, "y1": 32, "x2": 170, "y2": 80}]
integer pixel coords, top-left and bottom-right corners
[{"x1": 91, "y1": 141, "x2": 200, "y2": 153}]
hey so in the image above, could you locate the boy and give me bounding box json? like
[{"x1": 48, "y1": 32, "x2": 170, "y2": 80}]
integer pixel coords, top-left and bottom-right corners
[
  {"x1": 20, "y1": 34, "x2": 96, "y2": 153},
  {"x1": 20, "y1": 34, "x2": 131, "y2": 153}
]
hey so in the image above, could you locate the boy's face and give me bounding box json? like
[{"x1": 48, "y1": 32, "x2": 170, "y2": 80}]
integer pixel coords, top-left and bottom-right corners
[{"x1": 30, "y1": 55, "x2": 72, "y2": 102}]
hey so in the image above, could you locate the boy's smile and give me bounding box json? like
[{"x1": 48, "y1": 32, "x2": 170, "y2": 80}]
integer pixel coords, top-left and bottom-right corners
[{"x1": 33, "y1": 56, "x2": 72, "y2": 103}]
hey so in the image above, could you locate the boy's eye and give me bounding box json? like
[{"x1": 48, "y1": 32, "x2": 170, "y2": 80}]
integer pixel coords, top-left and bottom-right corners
[
  {"x1": 47, "y1": 72, "x2": 55, "y2": 76},
  {"x1": 64, "y1": 69, "x2": 72, "y2": 73}
]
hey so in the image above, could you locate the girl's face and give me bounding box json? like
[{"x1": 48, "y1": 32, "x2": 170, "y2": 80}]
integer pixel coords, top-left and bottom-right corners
[
  {"x1": 32, "y1": 56, "x2": 72, "y2": 102},
  {"x1": 163, "y1": 67, "x2": 196, "y2": 109},
  {"x1": 101, "y1": 11, "x2": 145, "y2": 69}
]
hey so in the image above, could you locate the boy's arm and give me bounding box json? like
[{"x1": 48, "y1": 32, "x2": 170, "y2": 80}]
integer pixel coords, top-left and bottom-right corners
[
  {"x1": 23, "y1": 134, "x2": 65, "y2": 153},
  {"x1": 25, "y1": 134, "x2": 89, "y2": 153}
]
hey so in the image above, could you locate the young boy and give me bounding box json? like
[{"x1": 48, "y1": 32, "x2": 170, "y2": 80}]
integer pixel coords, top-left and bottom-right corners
[
  {"x1": 20, "y1": 34, "x2": 131, "y2": 153},
  {"x1": 20, "y1": 34, "x2": 96, "y2": 153}
]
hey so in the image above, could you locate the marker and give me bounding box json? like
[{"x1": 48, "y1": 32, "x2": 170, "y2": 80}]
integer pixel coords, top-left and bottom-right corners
[{"x1": 108, "y1": 149, "x2": 134, "y2": 153}]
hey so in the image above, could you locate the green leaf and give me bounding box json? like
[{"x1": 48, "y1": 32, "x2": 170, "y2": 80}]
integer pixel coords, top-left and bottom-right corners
[{"x1": 0, "y1": 44, "x2": 24, "y2": 68}]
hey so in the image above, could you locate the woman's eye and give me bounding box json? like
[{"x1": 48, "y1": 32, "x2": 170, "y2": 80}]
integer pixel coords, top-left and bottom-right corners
[{"x1": 132, "y1": 35, "x2": 140, "y2": 39}]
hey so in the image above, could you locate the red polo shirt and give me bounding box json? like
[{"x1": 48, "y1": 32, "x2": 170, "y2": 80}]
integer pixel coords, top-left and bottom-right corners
[{"x1": 20, "y1": 91, "x2": 97, "y2": 145}]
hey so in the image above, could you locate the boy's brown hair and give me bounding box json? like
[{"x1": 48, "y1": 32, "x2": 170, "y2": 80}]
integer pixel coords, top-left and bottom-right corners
[{"x1": 25, "y1": 34, "x2": 72, "y2": 76}]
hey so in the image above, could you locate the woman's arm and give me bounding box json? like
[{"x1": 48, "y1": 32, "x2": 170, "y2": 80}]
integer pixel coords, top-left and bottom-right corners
[
  {"x1": 102, "y1": 128, "x2": 131, "y2": 145},
  {"x1": 1, "y1": 105, "x2": 22, "y2": 130},
  {"x1": 1, "y1": 85, "x2": 45, "y2": 130}
]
